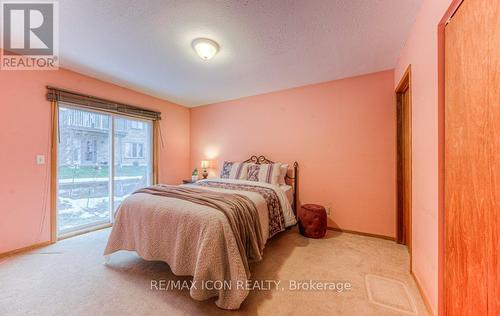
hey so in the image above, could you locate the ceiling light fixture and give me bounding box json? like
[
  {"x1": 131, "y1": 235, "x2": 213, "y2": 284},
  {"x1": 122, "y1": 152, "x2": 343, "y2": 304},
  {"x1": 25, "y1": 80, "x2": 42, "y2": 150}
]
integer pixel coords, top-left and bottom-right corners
[{"x1": 191, "y1": 38, "x2": 219, "y2": 60}]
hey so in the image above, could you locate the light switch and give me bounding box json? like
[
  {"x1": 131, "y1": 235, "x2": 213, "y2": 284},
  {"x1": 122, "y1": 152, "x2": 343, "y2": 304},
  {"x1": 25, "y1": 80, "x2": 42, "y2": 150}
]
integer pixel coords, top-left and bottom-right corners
[{"x1": 36, "y1": 155, "x2": 46, "y2": 165}]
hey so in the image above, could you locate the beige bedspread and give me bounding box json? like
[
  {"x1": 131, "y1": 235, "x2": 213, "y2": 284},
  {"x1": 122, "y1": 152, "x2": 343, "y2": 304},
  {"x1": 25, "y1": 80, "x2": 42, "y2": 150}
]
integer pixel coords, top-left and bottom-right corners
[
  {"x1": 103, "y1": 180, "x2": 287, "y2": 309},
  {"x1": 133, "y1": 185, "x2": 264, "y2": 277}
]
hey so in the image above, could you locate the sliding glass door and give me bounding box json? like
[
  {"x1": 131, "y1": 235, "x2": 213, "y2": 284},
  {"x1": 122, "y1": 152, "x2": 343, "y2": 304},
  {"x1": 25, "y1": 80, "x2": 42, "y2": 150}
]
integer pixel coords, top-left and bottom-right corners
[
  {"x1": 57, "y1": 105, "x2": 153, "y2": 235},
  {"x1": 113, "y1": 117, "x2": 153, "y2": 211}
]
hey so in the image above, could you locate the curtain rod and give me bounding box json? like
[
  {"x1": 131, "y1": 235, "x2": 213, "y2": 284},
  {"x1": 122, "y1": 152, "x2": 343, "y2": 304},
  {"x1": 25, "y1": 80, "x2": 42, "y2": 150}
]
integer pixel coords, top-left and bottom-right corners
[{"x1": 46, "y1": 86, "x2": 161, "y2": 121}]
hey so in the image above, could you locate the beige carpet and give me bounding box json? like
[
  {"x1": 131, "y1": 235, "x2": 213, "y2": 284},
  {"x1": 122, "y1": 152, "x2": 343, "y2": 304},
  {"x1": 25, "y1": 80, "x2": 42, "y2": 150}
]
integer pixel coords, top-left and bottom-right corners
[{"x1": 0, "y1": 227, "x2": 429, "y2": 315}]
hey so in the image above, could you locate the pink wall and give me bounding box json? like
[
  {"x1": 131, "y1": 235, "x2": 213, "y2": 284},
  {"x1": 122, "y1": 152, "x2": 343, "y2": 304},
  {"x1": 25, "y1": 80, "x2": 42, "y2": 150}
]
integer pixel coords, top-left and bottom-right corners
[
  {"x1": 1, "y1": 5, "x2": 451, "y2": 309},
  {"x1": 394, "y1": 0, "x2": 453, "y2": 314},
  {"x1": 0, "y1": 66, "x2": 190, "y2": 254},
  {"x1": 190, "y1": 70, "x2": 396, "y2": 238}
]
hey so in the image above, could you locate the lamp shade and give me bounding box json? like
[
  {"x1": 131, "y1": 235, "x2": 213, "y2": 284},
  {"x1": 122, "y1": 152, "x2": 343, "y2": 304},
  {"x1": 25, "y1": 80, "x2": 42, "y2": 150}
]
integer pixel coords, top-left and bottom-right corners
[{"x1": 201, "y1": 160, "x2": 209, "y2": 168}]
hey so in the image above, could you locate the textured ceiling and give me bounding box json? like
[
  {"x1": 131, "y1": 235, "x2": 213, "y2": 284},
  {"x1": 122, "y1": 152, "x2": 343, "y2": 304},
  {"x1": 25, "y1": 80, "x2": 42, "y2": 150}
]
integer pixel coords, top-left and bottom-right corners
[{"x1": 58, "y1": 0, "x2": 422, "y2": 107}]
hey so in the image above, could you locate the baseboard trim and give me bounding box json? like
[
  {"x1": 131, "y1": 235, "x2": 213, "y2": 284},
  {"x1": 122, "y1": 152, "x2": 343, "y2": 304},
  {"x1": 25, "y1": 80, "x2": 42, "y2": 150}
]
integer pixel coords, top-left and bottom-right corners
[
  {"x1": 0, "y1": 224, "x2": 112, "y2": 259},
  {"x1": 327, "y1": 227, "x2": 395, "y2": 241},
  {"x1": 0, "y1": 241, "x2": 52, "y2": 259},
  {"x1": 411, "y1": 271, "x2": 434, "y2": 316},
  {"x1": 58, "y1": 223, "x2": 112, "y2": 241}
]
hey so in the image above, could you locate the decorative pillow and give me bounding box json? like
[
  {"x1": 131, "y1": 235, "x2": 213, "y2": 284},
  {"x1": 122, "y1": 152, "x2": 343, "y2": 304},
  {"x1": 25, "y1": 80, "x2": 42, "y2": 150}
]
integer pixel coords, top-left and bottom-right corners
[
  {"x1": 247, "y1": 164, "x2": 260, "y2": 181},
  {"x1": 278, "y1": 164, "x2": 289, "y2": 185},
  {"x1": 247, "y1": 163, "x2": 282, "y2": 184},
  {"x1": 220, "y1": 161, "x2": 249, "y2": 179},
  {"x1": 220, "y1": 161, "x2": 233, "y2": 178}
]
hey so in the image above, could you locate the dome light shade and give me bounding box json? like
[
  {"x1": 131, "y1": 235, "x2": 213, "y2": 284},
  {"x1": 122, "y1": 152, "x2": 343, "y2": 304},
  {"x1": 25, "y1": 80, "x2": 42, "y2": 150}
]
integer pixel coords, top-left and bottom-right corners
[{"x1": 191, "y1": 38, "x2": 219, "y2": 60}]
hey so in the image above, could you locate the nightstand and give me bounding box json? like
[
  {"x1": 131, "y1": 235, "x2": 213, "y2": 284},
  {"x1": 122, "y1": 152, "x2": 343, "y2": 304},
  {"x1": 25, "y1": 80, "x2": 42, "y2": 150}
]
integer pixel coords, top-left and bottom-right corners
[{"x1": 182, "y1": 179, "x2": 196, "y2": 184}]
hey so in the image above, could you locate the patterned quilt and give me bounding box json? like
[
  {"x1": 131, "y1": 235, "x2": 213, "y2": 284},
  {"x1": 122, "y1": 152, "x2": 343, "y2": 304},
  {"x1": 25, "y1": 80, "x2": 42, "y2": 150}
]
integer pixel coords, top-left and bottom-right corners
[{"x1": 196, "y1": 181, "x2": 286, "y2": 238}]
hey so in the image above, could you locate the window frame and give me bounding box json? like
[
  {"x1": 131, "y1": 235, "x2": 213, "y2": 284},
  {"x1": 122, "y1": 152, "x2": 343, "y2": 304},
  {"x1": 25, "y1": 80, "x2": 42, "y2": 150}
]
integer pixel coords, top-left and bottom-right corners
[
  {"x1": 53, "y1": 102, "x2": 156, "y2": 239},
  {"x1": 124, "y1": 142, "x2": 145, "y2": 159}
]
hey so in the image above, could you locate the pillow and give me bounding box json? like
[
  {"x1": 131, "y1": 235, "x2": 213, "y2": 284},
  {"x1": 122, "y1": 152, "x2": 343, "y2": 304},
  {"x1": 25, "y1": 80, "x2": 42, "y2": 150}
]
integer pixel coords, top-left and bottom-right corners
[
  {"x1": 247, "y1": 164, "x2": 260, "y2": 181},
  {"x1": 247, "y1": 163, "x2": 282, "y2": 184},
  {"x1": 278, "y1": 164, "x2": 289, "y2": 185},
  {"x1": 220, "y1": 161, "x2": 249, "y2": 179}
]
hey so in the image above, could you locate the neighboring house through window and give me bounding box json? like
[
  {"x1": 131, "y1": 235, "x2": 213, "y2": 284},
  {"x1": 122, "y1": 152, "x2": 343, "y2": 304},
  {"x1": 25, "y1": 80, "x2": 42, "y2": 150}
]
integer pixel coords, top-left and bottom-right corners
[
  {"x1": 84, "y1": 139, "x2": 97, "y2": 162},
  {"x1": 125, "y1": 142, "x2": 144, "y2": 158},
  {"x1": 130, "y1": 121, "x2": 144, "y2": 129}
]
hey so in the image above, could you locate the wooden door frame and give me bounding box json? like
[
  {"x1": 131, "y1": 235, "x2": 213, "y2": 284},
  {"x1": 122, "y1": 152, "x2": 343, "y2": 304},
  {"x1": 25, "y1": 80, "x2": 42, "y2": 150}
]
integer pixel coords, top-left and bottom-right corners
[
  {"x1": 395, "y1": 65, "x2": 412, "y2": 264},
  {"x1": 438, "y1": 1, "x2": 464, "y2": 315},
  {"x1": 50, "y1": 101, "x2": 58, "y2": 243}
]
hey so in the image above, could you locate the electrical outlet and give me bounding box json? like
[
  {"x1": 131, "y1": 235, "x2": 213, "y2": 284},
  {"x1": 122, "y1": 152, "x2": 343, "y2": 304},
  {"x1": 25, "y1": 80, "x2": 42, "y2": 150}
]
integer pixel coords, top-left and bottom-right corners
[{"x1": 36, "y1": 155, "x2": 46, "y2": 165}]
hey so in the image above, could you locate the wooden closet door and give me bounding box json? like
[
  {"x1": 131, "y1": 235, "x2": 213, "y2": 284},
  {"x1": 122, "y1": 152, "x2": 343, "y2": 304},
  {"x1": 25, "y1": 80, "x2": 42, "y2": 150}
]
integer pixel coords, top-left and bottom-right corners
[{"x1": 444, "y1": 0, "x2": 499, "y2": 315}]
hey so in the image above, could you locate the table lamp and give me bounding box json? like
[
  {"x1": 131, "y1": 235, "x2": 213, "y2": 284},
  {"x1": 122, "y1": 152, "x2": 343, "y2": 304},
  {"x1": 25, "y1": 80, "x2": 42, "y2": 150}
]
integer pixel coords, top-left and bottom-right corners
[{"x1": 201, "y1": 160, "x2": 209, "y2": 179}]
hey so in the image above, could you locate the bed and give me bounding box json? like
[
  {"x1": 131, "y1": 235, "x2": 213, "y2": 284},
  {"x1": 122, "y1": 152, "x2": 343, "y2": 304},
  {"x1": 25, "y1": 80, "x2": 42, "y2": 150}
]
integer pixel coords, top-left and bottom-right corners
[{"x1": 103, "y1": 155, "x2": 298, "y2": 309}]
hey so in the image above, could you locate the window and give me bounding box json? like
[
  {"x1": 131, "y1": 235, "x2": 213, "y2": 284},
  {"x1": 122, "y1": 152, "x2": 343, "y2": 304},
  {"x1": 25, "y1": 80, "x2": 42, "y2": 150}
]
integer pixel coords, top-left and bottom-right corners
[
  {"x1": 130, "y1": 121, "x2": 144, "y2": 129},
  {"x1": 84, "y1": 139, "x2": 96, "y2": 162},
  {"x1": 57, "y1": 106, "x2": 153, "y2": 236},
  {"x1": 124, "y1": 142, "x2": 144, "y2": 158},
  {"x1": 60, "y1": 107, "x2": 109, "y2": 130}
]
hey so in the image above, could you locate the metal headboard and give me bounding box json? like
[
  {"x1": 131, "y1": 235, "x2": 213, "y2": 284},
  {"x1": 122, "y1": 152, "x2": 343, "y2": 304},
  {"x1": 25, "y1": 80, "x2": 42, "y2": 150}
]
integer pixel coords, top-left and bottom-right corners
[{"x1": 242, "y1": 155, "x2": 299, "y2": 214}]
